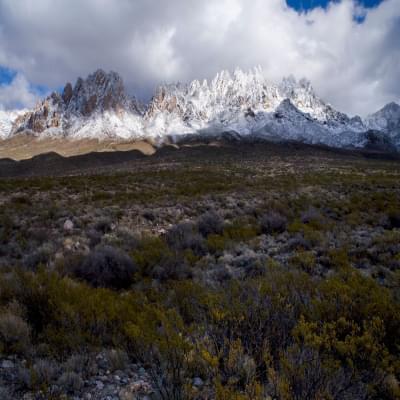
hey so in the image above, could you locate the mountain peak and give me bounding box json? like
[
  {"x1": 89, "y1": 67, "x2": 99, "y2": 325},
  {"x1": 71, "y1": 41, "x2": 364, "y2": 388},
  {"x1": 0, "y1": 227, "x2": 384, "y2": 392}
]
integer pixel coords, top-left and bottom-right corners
[
  {"x1": 66, "y1": 69, "x2": 133, "y2": 116},
  {"x1": 381, "y1": 101, "x2": 400, "y2": 112},
  {"x1": 10, "y1": 69, "x2": 142, "y2": 137},
  {"x1": 2, "y1": 67, "x2": 399, "y2": 150}
]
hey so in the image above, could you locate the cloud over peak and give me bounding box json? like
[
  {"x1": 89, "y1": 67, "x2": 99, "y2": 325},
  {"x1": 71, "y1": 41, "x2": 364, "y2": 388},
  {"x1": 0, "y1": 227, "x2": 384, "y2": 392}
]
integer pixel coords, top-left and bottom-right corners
[
  {"x1": 0, "y1": 0, "x2": 399, "y2": 115},
  {"x1": 0, "y1": 73, "x2": 39, "y2": 110}
]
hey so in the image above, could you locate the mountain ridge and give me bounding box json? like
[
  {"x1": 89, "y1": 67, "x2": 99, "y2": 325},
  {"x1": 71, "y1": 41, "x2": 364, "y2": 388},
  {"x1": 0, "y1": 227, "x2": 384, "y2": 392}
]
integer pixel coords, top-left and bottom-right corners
[{"x1": 0, "y1": 68, "x2": 399, "y2": 151}]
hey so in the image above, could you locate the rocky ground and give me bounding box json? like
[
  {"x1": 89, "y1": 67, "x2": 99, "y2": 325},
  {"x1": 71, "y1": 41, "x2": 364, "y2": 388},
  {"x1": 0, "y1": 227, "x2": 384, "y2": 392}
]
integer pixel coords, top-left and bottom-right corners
[{"x1": 0, "y1": 351, "x2": 155, "y2": 400}]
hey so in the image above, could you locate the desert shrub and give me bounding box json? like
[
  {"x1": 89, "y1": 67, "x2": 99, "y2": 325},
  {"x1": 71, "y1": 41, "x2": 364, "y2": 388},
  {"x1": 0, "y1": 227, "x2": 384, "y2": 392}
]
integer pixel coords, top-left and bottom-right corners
[
  {"x1": 230, "y1": 249, "x2": 266, "y2": 277},
  {"x1": 132, "y1": 236, "x2": 170, "y2": 272},
  {"x1": 151, "y1": 255, "x2": 192, "y2": 282},
  {"x1": 198, "y1": 211, "x2": 224, "y2": 237},
  {"x1": 0, "y1": 386, "x2": 13, "y2": 400},
  {"x1": 64, "y1": 353, "x2": 98, "y2": 377},
  {"x1": 24, "y1": 359, "x2": 61, "y2": 391},
  {"x1": 211, "y1": 264, "x2": 233, "y2": 283},
  {"x1": 110, "y1": 228, "x2": 139, "y2": 252},
  {"x1": 86, "y1": 228, "x2": 102, "y2": 248},
  {"x1": 243, "y1": 260, "x2": 267, "y2": 278},
  {"x1": 287, "y1": 218, "x2": 302, "y2": 233},
  {"x1": 260, "y1": 212, "x2": 287, "y2": 234},
  {"x1": 207, "y1": 234, "x2": 227, "y2": 254},
  {"x1": 0, "y1": 311, "x2": 31, "y2": 355},
  {"x1": 104, "y1": 348, "x2": 129, "y2": 371},
  {"x1": 57, "y1": 371, "x2": 84, "y2": 394},
  {"x1": 23, "y1": 244, "x2": 53, "y2": 270},
  {"x1": 286, "y1": 234, "x2": 312, "y2": 251},
  {"x1": 289, "y1": 251, "x2": 317, "y2": 273},
  {"x1": 222, "y1": 339, "x2": 257, "y2": 388},
  {"x1": 71, "y1": 246, "x2": 137, "y2": 289},
  {"x1": 12, "y1": 195, "x2": 32, "y2": 207},
  {"x1": 290, "y1": 208, "x2": 326, "y2": 234},
  {"x1": 166, "y1": 222, "x2": 206, "y2": 256},
  {"x1": 301, "y1": 207, "x2": 322, "y2": 224},
  {"x1": 223, "y1": 221, "x2": 258, "y2": 242},
  {"x1": 143, "y1": 210, "x2": 156, "y2": 221},
  {"x1": 388, "y1": 208, "x2": 400, "y2": 229},
  {"x1": 125, "y1": 307, "x2": 194, "y2": 400},
  {"x1": 275, "y1": 344, "x2": 367, "y2": 400},
  {"x1": 2, "y1": 269, "x2": 143, "y2": 353},
  {"x1": 94, "y1": 217, "x2": 112, "y2": 234},
  {"x1": 132, "y1": 236, "x2": 192, "y2": 280},
  {"x1": 28, "y1": 227, "x2": 50, "y2": 244},
  {"x1": 63, "y1": 354, "x2": 86, "y2": 373},
  {"x1": 326, "y1": 248, "x2": 350, "y2": 269}
]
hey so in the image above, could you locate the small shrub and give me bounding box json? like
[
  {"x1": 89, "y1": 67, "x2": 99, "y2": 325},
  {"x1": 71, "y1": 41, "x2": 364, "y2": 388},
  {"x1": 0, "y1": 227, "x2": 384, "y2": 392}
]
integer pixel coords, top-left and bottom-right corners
[
  {"x1": 105, "y1": 349, "x2": 129, "y2": 371},
  {"x1": 23, "y1": 245, "x2": 52, "y2": 270},
  {"x1": 64, "y1": 354, "x2": 98, "y2": 378},
  {"x1": 223, "y1": 222, "x2": 258, "y2": 242},
  {"x1": 28, "y1": 228, "x2": 50, "y2": 244},
  {"x1": 260, "y1": 212, "x2": 287, "y2": 234},
  {"x1": 198, "y1": 211, "x2": 224, "y2": 237},
  {"x1": 12, "y1": 195, "x2": 32, "y2": 207},
  {"x1": 143, "y1": 210, "x2": 156, "y2": 221},
  {"x1": 132, "y1": 236, "x2": 170, "y2": 273},
  {"x1": 94, "y1": 218, "x2": 112, "y2": 234},
  {"x1": 286, "y1": 234, "x2": 312, "y2": 251},
  {"x1": 301, "y1": 207, "x2": 325, "y2": 230},
  {"x1": 64, "y1": 354, "x2": 88, "y2": 374},
  {"x1": 71, "y1": 246, "x2": 137, "y2": 289},
  {"x1": 0, "y1": 386, "x2": 13, "y2": 400},
  {"x1": 31, "y1": 358, "x2": 60, "y2": 388},
  {"x1": 86, "y1": 229, "x2": 102, "y2": 248},
  {"x1": 57, "y1": 371, "x2": 84, "y2": 394},
  {"x1": 166, "y1": 222, "x2": 206, "y2": 255},
  {"x1": 151, "y1": 256, "x2": 192, "y2": 282},
  {"x1": 388, "y1": 209, "x2": 400, "y2": 229},
  {"x1": 0, "y1": 312, "x2": 31, "y2": 355},
  {"x1": 212, "y1": 264, "x2": 233, "y2": 282},
  {"x1": 289, "y1": 251, "x2": 317, "y2": 273},
  {"x1": 207, "y1": 234, "x2": 226, "y2": 254}
]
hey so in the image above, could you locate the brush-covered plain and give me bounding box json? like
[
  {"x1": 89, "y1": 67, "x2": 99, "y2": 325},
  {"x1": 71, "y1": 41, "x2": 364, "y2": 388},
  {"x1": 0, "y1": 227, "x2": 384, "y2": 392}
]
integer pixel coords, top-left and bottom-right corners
[{"x1": 0, "y1": 144, "x2": 400, "y2": 399}]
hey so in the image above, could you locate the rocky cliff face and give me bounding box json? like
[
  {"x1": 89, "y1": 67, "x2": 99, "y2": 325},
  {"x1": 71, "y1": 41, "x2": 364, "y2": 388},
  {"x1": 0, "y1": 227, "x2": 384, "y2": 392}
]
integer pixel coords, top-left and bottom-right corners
[
  {"x1": 2, "y1": 68, "x2": 400, "y2": 150},
  {"x1": 12, "y1": 70, "x2": 143, "y2": 138},
  {"x1": 64, "y1": 69, "x2": 140, "y2": 116}
]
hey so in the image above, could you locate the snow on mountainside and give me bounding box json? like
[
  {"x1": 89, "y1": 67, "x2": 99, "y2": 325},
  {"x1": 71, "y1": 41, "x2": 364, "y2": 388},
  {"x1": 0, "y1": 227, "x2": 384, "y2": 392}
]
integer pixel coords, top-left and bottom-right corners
[
  {"x1": 1, "y1": 68, "x2": 400, "y2": 150},
  {"x1": 144, "y1": 68, "x2": 369, "y2": 148},
  {"x1": 0, "y1": 109, "x2": 27, "y2": 139},
  {"x1": 11, "y1": 70, "x2": 144, "y2": 140},
  {"x1": 365, "y1": 102, "x2": 400, "y2": 146}
]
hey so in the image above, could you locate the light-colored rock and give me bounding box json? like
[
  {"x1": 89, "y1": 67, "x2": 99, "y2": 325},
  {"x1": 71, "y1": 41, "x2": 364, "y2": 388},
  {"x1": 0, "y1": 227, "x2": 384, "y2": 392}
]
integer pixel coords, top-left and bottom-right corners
[
  {"x1": 193, "y1": 377, "x2": 204, "y2": 387},
  {"x1": 64, "y1": 219, "x2": 74, "y2": 232},
  {"x1": 1, "y1": 359, "x2": 15, "y2": 369}
]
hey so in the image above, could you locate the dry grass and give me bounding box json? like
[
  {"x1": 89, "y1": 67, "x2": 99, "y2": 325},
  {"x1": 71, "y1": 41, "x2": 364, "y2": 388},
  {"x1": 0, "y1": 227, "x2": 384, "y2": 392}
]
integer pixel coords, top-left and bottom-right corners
[{"x1": 0, "y1": 135, "x2": 156, "y2": 160}]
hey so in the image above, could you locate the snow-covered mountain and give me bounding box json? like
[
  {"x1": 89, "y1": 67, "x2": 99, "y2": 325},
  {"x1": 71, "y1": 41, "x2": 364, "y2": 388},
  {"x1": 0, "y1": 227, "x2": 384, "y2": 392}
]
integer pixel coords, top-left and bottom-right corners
[
  {"x1": 1, "y1": 68, "x2": 399, "y2": 151},
  {"x1": 10, "y1": 70, "x2": 144, "y2": 140},
  {"x1": 0, "y1": 109, "x2": 27, "y2": 139},
  {"x1": 365, "y1": 102, "x2": 400, "y2": 147}
]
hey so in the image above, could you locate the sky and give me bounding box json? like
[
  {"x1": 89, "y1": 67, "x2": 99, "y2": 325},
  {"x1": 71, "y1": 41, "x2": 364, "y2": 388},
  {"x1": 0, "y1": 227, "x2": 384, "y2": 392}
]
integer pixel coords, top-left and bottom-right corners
[{"x1": 0, "y1": 0, "x2": 399, "y2": 116}]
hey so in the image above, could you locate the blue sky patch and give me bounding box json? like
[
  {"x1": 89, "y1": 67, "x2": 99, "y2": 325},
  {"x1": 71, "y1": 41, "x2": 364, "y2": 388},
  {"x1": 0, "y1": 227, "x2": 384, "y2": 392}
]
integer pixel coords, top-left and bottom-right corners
[
  {"x1": 286, "y1": 0, "x2": 383, "y2": 12},
  {"x1": 0, "y1": 65, "x2": 49, "y2": 98},
  {"x1": 0, "y1": 66, "x2": 17, "y2": 86}
]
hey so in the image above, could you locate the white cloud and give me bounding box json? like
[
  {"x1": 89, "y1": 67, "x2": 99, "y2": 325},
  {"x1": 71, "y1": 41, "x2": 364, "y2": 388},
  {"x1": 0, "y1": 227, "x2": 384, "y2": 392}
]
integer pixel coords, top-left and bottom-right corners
[
  {"x1": 0, "y1": 73, "x2": 39, "y2": 110},
  {"x1": 0, "y1": 0, "x2": 399, "y2": 115}
]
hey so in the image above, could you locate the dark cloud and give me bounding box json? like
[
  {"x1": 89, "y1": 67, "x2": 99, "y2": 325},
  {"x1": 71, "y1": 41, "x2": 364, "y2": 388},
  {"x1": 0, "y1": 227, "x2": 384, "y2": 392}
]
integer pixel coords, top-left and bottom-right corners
[{"x1": 0, "y1": 0, "x2": 399, "y2": 115}]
